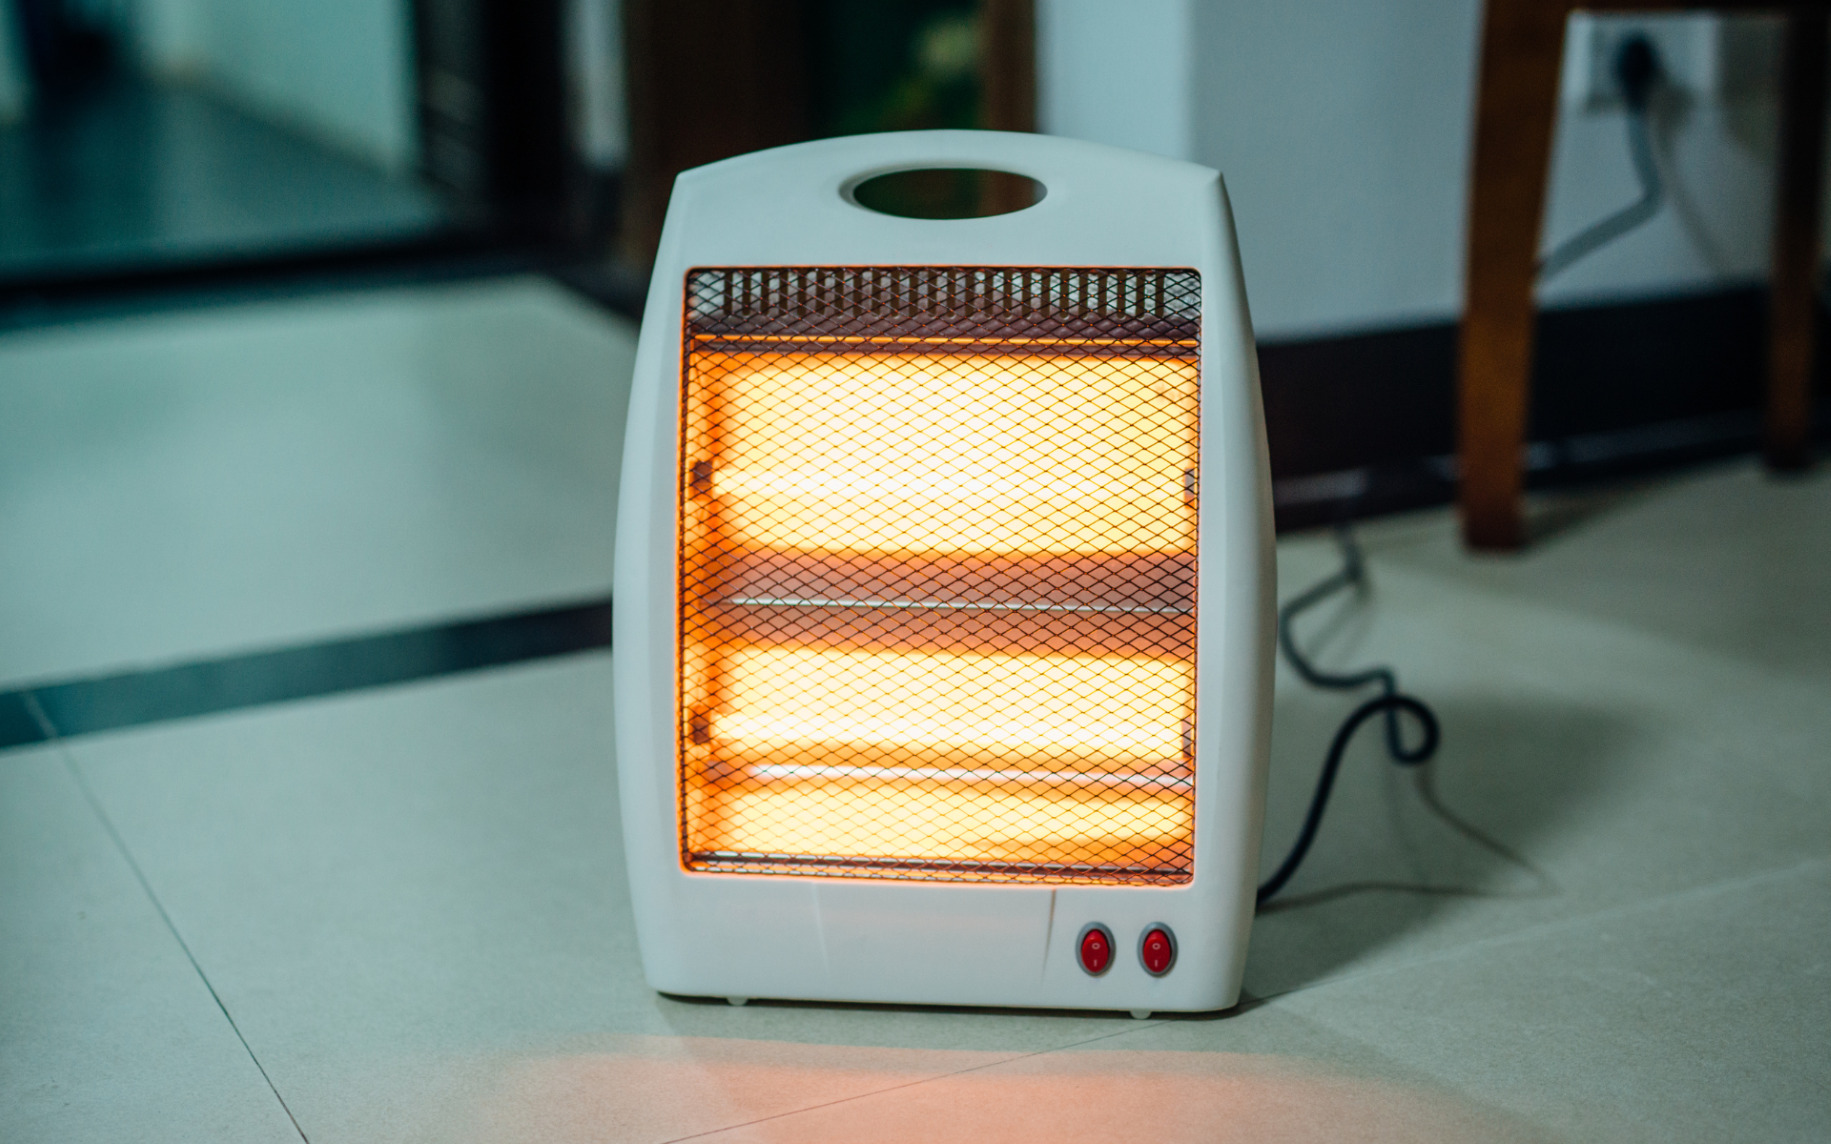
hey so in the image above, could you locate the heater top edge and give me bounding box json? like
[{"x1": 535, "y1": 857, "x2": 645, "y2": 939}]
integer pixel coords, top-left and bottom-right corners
[
  {"x1": 653, "y1": 131, "x2": 1234, "y2": 274},
  {"x1": 675, "y1": 129, "x2": 1221, "y2": 192}
]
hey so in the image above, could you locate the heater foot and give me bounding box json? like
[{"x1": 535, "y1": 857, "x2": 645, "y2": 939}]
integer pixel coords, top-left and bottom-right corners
[
  {"x1": 727, "y1": 996, "x2": 749, "y2": 1007},
  {"x1": 1130, "y1": 1009, "x2": 1153, "y2": 1020}
]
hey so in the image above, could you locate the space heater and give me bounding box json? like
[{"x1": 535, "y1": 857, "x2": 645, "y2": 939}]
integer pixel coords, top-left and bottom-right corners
[{"x1": 614, "y1": 131, "x2": 1273, "y2": 1014}]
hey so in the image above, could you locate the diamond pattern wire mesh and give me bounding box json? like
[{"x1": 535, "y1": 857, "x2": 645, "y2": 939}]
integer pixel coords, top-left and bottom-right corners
[{"x1": 679, "y1": 266, "x2": 1202, "y2": 885}]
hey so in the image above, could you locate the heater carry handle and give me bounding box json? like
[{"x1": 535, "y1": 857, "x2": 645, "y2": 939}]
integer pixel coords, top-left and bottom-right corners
[
  {"x1": 669, "y1": 130, "x2": 1225, "y2": 271},
  {"x1": 825, "y1": 130, "x2": 1178, "y2": 223}
]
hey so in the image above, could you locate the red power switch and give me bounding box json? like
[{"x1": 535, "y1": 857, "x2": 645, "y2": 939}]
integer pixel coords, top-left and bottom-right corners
[
  {"x1": 1139, "y1": 926, "x2": 1176, "y2": 976},
  {"x1": 1078, "y1": 925, "x2": 1113, "y2": 976}
]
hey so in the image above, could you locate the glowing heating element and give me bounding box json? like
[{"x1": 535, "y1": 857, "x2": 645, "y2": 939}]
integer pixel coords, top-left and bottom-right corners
[
  {"x1": 678, "y1": 266, "x2": 1201, "y2": 885},
  {"x1": 700, "y1": 353, "x2": 1196, "y2": 554}
]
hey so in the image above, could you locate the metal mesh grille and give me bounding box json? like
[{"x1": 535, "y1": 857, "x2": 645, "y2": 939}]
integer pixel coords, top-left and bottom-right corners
[{"x1": 678, "y1": 266, "x2": 1201, "y2": 885}]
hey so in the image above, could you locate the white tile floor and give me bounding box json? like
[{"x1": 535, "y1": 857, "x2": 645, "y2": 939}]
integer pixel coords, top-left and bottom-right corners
[
  {"x1": 0, "y1": 276, "x2": 633, "y2": 690},
  {"x1": 2, "y1": 282, "x2": 1828, "y2": 1142}
]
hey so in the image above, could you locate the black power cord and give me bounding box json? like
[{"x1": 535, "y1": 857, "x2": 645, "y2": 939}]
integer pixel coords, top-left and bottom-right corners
[
  {"x1": 1538, "y1": 34, "x2": 1665, "y2": 282},
  {"x1": 1255, "y1": 38, "x2": 1666, "y2": 905},
  {"x1": 1256, "y1": 527, "x2": 1441, "y2": 906},
  {"x1": 1254, "y1": 39, "x2": 1668, "y2": 907}
]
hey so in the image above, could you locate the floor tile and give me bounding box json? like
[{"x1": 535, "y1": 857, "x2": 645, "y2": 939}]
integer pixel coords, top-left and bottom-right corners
[
  {"x1": 64, "y1": 656, "x2": 1128, "y2": 1143},
  {"x1": 1247, "y1": 514, "x2": 1831, "y2": 996},
  {"x1": 16, "y1": 446, "x2": 1826, "y2": 1142},
  {"x1": 0, "y1": 744, "x2": 299, "y2": 1143},
  {"x1": 686, "y1": 1039, "x2": 1549, "y2": 1144},
  {"x1": 0, "y1": 277, "x2": 634, "y2": 689},
  {"x1": 376, "y1": 1036, "x2": 1022, "y2": 1144},
  {"x1": 1267, "y1": 857, "x2": 1831, "y2": 1143},
  {"x1": 1371, "y1": 461, "x2": 1831, "y2": 681},
  {"x1": 697, "y1": 860, "x2": 1831, "y2": 1144}
]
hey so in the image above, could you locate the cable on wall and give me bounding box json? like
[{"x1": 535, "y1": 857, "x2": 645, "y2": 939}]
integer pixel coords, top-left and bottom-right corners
[{"x1": 1538, "y1": 34, "x2": 1666, "y2": 283}]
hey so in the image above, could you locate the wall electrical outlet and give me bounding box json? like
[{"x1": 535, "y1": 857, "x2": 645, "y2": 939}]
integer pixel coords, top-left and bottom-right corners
[{"x1": 1561, "y1": 13, "x2": 1719, "y2": 109}]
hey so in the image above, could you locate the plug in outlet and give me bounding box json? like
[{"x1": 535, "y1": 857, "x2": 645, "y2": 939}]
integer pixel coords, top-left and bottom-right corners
[{"x1": 1562, "y1": 13, "x2": 1717, "y2": 109}]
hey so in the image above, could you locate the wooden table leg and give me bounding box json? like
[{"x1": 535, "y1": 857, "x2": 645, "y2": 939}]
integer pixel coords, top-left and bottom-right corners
[
  {"x1": 617, "y1": 0, "x2": 813, "y2": 269},
  {"x1": 979, "y1": 0, "x2": 1039, "y2": 216},
  {"x1": 1459, "y1": 2, "x2": 1571, "y2": 550},
  {"x1": 1766, "y1": 9, "x2": 1828, "y2": 471}
]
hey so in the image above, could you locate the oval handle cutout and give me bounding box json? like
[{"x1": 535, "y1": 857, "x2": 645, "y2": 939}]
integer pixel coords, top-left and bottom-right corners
[{"x1": 849, "y1": 168, "x2": 1044, "y2": 220}]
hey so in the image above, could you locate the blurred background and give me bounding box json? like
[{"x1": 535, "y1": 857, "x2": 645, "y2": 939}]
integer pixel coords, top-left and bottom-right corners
[
  {"x1": 1, "y1": 0, "x2": 1823, "y2": 525},
  {"x1": 0, "y1": 0, "x2": 1028, "y2": 294},
  {"x1": 4, "y1": 8, "x2": 1829, "y2": 1141}
]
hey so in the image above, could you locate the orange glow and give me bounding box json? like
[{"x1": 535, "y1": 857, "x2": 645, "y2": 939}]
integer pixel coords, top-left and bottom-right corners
[
  {"x1": 679, "y1": 270, "x2": 1201, "y2": 883},
  {"x1": 706, "y1": 782, "x2": 1192, "y2": 863},
  {"x1": 713, "y1": 648, "x2": 1190, "y2": 760},
  {"x1": 698, "y1": 352, "x2": 1197, "y2": 555}
]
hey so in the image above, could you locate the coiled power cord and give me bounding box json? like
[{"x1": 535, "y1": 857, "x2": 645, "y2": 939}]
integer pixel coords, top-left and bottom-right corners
[
  {"x1": 1256, "y1": 528, "x2": 1441, "y2": 906},
  {"x1": 1254, "y1": 35, "x2": 1668, "y2": 907}
]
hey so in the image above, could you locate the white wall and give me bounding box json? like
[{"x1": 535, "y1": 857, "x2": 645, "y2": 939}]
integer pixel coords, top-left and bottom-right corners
[
  {"x1": 569, "y1": 0, "x2": 628, "y2": 170},
  {"x1": 1036, "y1": 0, "x2": 1195, "y2": 162},
  {"x1": 0, "y1": 0, "x2": 31, "y2": 124},
  {"x1": 131, "y1": 0, "x2": 418, "y2": 173},
  {"x1": 1039, "y1": 0, "x2": 1798, "y2": 340}
]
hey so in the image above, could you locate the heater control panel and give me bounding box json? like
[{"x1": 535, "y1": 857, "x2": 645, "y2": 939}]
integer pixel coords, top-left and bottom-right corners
[{"x1": 1076, "y1": 921, "x2": 1177, "y2": 978}]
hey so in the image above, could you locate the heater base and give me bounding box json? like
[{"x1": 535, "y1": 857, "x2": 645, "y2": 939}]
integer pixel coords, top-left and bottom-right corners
[{"x1": 630, "y1": 874, "x2": 1254, "y2": 1016}]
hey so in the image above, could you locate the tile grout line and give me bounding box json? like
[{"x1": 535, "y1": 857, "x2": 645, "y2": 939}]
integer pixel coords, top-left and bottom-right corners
[
  {"x1": 23, "y1": 693, "x2": 313, "y2": 1144},
  {"x1": 1266, "y1": 849, "x2": 1831, "y2": 1007},
  {"x1": 656, "y1": 1021, "x2": 1167, "y2": 1144}
]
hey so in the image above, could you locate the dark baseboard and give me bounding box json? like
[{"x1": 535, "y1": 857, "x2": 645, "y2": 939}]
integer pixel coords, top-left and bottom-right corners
[
  {"x1": 547, "y1": 259, "x2": 649, "y2": 321},
  {"x1": 0, "y1": 233, "x2": 532, "y2": 332},
  {"x1": 1261, "y1": 286, "x2": 1830, "y2": 531}
]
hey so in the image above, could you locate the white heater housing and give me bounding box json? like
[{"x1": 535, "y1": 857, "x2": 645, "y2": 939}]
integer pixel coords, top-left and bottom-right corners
[{"x1": 615, "y1": 130, "x2": 1273, "y2": 1013}]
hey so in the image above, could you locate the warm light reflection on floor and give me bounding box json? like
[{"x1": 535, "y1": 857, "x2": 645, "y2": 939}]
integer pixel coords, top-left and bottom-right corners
[{"x1": 461, "y1": 1037, "x2": 1544, "y2": 1144}]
